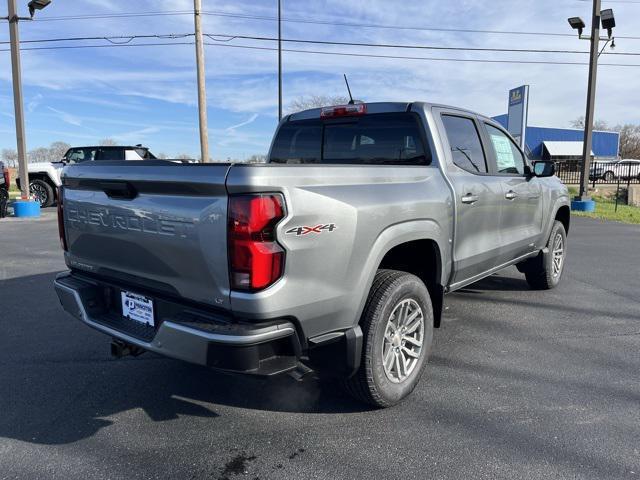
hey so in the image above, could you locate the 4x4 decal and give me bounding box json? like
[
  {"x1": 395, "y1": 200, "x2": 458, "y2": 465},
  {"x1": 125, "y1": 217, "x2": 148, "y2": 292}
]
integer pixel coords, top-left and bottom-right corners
[{"x1": 285, "y1": 224, "x2": 337, "y2": 236}]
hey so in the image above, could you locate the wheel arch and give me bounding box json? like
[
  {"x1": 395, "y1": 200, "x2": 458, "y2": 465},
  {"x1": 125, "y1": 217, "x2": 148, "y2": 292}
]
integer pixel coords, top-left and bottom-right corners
[
  {"x1": 555, "y1": 204, "x2": 570, "y2": 235},
  {"x1": 21, "y1": 172, "x2": 58, "y2": 202},
  {"x1": 355, "y1": 220, "x2": 449, "y2": 330}
]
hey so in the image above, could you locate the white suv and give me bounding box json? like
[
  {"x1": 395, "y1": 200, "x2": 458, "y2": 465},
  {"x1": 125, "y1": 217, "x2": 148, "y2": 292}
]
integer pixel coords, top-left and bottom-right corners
[
  {"x1": 17, "y1": 145, "x2": 157, "y2": 207},
  {"x1": 592, "y1": 159, "x2": 640, "y2": 182}
]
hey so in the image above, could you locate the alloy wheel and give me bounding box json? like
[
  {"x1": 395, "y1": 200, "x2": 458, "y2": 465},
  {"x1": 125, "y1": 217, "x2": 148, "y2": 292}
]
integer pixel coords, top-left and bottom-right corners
[
  {"x1": 382, "y1": 298, "x2": 425, "y2": 383},
  {"x1": 552, "y1": 233, "x2": 564, "y2": 278}
]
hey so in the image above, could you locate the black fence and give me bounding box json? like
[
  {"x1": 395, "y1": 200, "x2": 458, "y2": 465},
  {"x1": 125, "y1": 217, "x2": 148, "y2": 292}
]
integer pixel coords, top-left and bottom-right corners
[{"x1": 554, "y1": 160, "x2": 640, "y2": 185}]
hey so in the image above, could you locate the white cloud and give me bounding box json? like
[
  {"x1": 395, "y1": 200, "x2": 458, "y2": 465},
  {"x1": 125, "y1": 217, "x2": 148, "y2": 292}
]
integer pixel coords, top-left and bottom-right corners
[
  {"x1": 46, "y1": 107, "x2": 83, "y2": 127},
  {"x1": 27, "y1": 93, "x2": 43, "y2": 113},
  {"x1": 225, "y1": 113, "x2": 259, "y2": 131}
]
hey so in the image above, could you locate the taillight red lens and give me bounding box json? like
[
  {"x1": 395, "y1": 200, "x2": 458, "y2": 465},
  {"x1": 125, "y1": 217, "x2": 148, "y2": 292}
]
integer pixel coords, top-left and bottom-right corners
[
  {"x1": 57, "y1": 186, "x2": 68, "y2": 251},
  {"x1": 228, "y1": 194, "x2": 285, "y2": 291}
]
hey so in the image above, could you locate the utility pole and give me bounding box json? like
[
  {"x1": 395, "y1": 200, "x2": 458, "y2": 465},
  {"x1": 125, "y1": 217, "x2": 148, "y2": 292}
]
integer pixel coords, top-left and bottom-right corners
[
  {"x1": 193, "y1": 0, "x2": 210, "y2": 163},
  {"x1": 277, "y1": 0, "x2": 282, "y2": 121},
  {"x1": 577, "y1": 0, "x2": 601, "y2": 202},
  {"x1": 7, "y1": 0, "x2": 29, "y2": 199}
]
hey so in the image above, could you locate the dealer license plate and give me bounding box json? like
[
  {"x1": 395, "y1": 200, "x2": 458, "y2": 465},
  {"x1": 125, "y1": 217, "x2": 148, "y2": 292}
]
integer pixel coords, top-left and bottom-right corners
[{"x1": 121, "y1": 291, "x2": 155, "y2": 327}]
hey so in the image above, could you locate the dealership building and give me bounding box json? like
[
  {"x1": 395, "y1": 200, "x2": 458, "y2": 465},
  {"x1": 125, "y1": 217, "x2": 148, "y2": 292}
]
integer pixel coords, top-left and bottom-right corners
[{"x1": 493, "y1": 86, "x2": 620, "y2": 162}]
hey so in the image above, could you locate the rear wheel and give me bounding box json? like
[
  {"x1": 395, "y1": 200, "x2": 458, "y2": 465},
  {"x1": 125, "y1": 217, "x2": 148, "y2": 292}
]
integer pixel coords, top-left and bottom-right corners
[
  {"x1": 523, "y1": 221, "x2": 567, "y2": 290},
  {"x1": 30, "y1": 179, "x2": 54, "y2": 207},
  {"x1": 603, "y1": 171, "x2": 615, "y2": 182},
  {"x1": 343, "y1": 269, "x2": 433, "y2": 408}
]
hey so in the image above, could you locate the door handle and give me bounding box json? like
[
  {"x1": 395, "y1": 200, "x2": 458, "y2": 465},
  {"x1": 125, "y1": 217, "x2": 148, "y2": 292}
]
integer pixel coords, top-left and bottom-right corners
[
  {"x1": 504, "y1": 190, "x2": 518, "y2": 200},
  {"x1": 461, "y1": 193, "x2": 479, "y2": 204}
]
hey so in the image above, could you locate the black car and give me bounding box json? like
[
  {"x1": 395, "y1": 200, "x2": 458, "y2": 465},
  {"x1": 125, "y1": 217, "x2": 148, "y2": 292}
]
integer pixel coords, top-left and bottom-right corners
[{"x1": 0, "y1": 161, "x2": 9, "y2": 218}]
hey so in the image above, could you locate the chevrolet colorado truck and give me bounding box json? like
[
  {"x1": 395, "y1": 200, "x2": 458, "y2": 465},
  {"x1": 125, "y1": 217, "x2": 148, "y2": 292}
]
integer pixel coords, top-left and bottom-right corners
[
  {"x1": 16, "y1": 145, "x2": 158, "y2": 208},
  {"x1": 54, "y1": 102, "x2": 570, "y2": 407}
]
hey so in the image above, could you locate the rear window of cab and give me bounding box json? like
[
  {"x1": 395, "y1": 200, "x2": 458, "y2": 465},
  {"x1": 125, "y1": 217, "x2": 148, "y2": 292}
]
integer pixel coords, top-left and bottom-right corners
[{"x1": 270, "y1": 112, "x2": 431, "y2": 165}]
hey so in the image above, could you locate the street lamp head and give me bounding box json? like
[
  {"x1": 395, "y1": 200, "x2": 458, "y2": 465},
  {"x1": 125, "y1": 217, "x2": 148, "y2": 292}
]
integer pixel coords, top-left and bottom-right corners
[
  {"x1": 27, "y1": 0, "x2": 52, "y2": 18},
  {"x1": 568, "y1": 17, "x2": 586, "y2": 36},
  {"x1": 600, "y1": 8, "x2": 615, "y2": 38}
]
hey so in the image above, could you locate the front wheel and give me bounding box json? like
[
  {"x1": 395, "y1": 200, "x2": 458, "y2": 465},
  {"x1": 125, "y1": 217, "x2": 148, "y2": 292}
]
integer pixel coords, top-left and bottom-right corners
[
  {"x1": 30, "y1": 179, "x2": 54, "y2": 208},
  {"x1": 343, "y1": 270, "x2": 433, "y2": 408},
  {"x1": 603, "y1": 171, "x2": 615, "y2": 182},
  {"x1": 524, "y1": 221, "x2": 567, "y2": 290}
]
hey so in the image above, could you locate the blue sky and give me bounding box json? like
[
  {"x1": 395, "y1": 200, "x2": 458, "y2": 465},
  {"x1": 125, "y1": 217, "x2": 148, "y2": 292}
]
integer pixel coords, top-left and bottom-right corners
[{"x1": 1, "y1": 0, "x2": 639, "y2": 160}]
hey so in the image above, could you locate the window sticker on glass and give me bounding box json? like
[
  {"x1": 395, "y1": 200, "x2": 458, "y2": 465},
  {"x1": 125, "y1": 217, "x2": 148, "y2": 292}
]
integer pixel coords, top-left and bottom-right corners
[{"x1": 489, "y1": 134, "x2": 516, "y2": 172}]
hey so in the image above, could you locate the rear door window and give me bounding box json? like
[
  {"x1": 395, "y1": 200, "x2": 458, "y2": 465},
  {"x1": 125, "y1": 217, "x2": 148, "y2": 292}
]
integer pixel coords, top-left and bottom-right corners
[
  {"x1": 270, "y1": 122, "x2": 321, "y2": 164},
  {"x1": 270, "y1": 113, "x2": 430, "y2": 165},
  {"x1": 441, "y1": 115, "x2": 487, "y2": 174},
  {"x1": 96, "y1": 148, "x2": 124, "y2": 161}
]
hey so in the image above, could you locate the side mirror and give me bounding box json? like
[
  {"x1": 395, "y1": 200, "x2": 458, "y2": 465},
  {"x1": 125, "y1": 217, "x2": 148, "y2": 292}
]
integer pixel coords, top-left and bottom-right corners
[{"x1": 533, "y1": 161, "x2": 555, "y2": 177}]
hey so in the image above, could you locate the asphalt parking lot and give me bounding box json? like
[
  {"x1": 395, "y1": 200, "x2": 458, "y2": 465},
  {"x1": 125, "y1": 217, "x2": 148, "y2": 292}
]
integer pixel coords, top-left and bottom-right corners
[{"x1": 1, "y1": 211, "x2": 639, "y2": 480}]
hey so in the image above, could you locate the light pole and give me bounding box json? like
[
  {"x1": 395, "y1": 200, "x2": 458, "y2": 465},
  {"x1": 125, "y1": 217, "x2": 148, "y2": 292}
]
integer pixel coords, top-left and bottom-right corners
[
  {"x1": 567, "y1": 1, "x2": 616, "y2": 211},
  {"x1": 193, "y1": 0, "x2": 210, "y2": 163},
  {"x1": 4, "y1": 0, "x2": 51, "y2": 205},
  {"x1": 277, "y1": 0, "x2": 282, "y2": 121}
]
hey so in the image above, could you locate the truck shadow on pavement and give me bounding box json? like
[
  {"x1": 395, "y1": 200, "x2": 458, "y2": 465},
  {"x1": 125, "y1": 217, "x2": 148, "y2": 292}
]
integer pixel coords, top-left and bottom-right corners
[{"x1": 0, "y1": 272, "x2": 368, "y2": 446}]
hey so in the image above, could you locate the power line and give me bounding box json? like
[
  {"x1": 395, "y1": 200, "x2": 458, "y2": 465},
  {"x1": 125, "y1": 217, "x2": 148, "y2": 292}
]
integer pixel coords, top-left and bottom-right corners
[
  {"x1": 203, "y1": 42, "x2": 640, "y2": 67},
  {"x1": 2, "y1": 38, "x2": 639, "y2": 67},
  {"x1": 34, "y1": 10, "x2": 193, "y2": 21},
  {"x1": 5, "y1": 32, "x2": 637, "y2": 57},
  {"x1": 31, "y1": 8, "x2": 640, "y2": 40},
  {"x1": 0, "y1": 34, "x2": 193, "y2": 45},
  {"x1": 204, "y1": 33, "x2": 640, "y2": 56}
]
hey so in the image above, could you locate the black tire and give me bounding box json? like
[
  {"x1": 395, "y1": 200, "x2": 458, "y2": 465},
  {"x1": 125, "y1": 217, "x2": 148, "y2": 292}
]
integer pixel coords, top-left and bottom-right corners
[
  {"x1": 603, "y1": 171, "x2": 615, "y2": 182},
  {"x1": 30, "y1": 178, "x2": 54, "y2": 208},
  {"x1": 524, "y1": 221, "x2": 567, "y2": 290},
  {"x1": 0, "y1": 188, "x2": 8, "y2": 218},
  {"x1": 343, "y1": 269, "x2": 433, "y2": 408}
]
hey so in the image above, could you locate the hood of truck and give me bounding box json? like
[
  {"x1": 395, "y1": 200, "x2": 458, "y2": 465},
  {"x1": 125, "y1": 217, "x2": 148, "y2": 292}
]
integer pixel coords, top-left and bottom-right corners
[{"x1": 28, "y1": 162, "x2": 64, "y2": 171}]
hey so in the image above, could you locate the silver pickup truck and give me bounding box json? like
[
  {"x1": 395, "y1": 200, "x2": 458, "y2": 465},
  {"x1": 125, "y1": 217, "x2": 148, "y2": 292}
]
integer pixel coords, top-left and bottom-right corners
[{"x1": 54, "y1": 102, "x2": 570, "y2": 407}]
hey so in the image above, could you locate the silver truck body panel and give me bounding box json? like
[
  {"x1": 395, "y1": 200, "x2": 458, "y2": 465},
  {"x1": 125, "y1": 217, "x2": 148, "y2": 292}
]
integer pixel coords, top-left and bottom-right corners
[{"x1": 226, "y1": 164, "x2": 451, "y2": 338}]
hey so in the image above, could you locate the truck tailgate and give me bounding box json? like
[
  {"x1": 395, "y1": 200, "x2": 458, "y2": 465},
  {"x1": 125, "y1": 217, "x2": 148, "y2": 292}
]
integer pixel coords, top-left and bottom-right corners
[{"x1": 61, "y1": 163, "x2": 232, "y2": 309}]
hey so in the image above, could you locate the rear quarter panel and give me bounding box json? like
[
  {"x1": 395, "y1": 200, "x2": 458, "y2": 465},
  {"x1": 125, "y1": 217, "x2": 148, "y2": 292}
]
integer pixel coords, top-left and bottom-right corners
[{"x1": 226, "y1": 164, "x2": 452, "y2": 339}]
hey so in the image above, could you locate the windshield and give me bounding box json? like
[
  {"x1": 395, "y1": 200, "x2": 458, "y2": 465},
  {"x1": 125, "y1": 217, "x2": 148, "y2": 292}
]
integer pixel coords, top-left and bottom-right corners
[{"x1": 270, "y1": 112, "x2": 430, "y2": 165}]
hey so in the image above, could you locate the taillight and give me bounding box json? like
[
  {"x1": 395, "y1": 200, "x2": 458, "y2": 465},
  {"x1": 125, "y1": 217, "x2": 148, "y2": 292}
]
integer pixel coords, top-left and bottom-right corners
[
  {"x1": 320, "y1": 103, "x2": 366, "y2": 118},
  {"x1": 228, "y1": 194, "x2": 285, "y2": 291},
  {"x1": 57, "y1": 186, "x2": 68, "y2": 251},
  {"x1": 2, "y1": 167, "x2": 9, "y2": 187}
]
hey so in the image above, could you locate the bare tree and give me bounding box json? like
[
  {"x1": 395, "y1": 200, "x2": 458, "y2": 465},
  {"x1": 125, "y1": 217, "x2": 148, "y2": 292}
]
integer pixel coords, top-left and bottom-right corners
[
  {"x1": 100, "y1": 138, "x2": 117, "y2": 146},
  {"x1": 1, "y1": 149, "x2": 18, "y2": 168},
  {"x1": 614, "y1": 124, "x2": 640, "y2": 159},
  {"x1": 288, "y1": 95, "x2": 351, "y2": 114},
  {"x1": 246, "y1": 154, "x2": 267, "y2": 164},
  {"x1": 49, "y1": 141, "x2": 71, "y2": 161},
  {"x1": 28, "y1": 147, "x2": 52, "y2": 163},
  {"x1": 570, "y1": 116, "x2": 611, "y2": 131}
]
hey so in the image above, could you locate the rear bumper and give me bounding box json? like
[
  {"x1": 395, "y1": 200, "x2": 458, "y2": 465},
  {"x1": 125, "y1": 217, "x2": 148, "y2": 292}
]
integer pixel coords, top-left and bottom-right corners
[{"x1": 54, "y1": 272, "x2": 301, "y2": 375}]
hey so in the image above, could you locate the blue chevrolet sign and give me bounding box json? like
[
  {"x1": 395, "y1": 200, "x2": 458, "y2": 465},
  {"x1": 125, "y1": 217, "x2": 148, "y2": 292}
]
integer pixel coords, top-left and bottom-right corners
[
  {"x1": 509, "y1": 86, "x2": 525, "y2": 106},
  {"x1": 507, "y1": 85, "x2": 529, "y2": 148}
]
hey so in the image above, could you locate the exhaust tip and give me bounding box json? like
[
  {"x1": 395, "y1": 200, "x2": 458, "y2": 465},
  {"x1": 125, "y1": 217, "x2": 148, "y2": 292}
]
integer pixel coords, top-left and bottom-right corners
[{"x1": 111, "y1": 339, "x2": 145, "y2": 359}]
